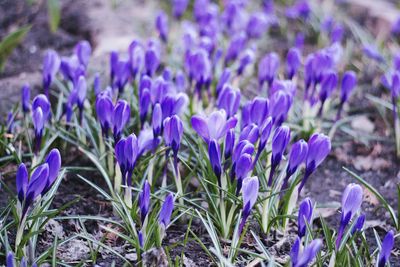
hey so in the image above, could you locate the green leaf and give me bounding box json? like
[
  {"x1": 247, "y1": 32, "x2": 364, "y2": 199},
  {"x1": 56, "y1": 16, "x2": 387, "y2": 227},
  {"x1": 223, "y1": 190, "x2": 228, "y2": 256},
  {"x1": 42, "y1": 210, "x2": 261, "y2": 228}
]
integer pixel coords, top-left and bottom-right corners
[
  {"x1": 0, "y1": 25, "x2": 31, "y2": 71},
  {"x1": 47, "y1": 0, "x2": 61, "y2": 33}
]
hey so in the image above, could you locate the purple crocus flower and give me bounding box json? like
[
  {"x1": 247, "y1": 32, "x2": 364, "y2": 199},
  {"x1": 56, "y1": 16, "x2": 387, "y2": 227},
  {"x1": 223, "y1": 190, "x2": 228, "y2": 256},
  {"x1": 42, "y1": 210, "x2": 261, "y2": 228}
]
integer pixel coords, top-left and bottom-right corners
[
  {"x1": 269, "y1": 90, "x2": 293, "y2": 126},
  {"x1": 191, "y1": 110, "x2": 237, "y2": 144},
  {"x1": 217, "y1": 85, "x2": 241, "y2": 118},
  {"x1": 254, "y1": 116, "x2": 273, "y2": 163},
  {"x1": 93, "y1": 73, "x2": 101, "y2": 96},
  {"x1": 156, "y1": 11, "x2": 169, "y2": 42},
  {"x1": 42, "y1": 50, "x2": 61, "y2": 97},
  {"x1": 95, "y1": 92, "x2": 114, "y2": 137},
  {"x1": 60, "y1": 55, "x2": 85, "y2": 85},
  {"x1": 113, "y1": 100, "x2": 130, "y2": 142},
  {"x1": 139, "y1": 180, "x2": 151, "y2": 224},
  {"x1": 209, "y1": 139, "x2": 222, "y2": 183},
  {"x1": 21, "y1": 84, "x2": 31, "y2": 114},
  {"x1": 299, "y1": 133, "x2": 331, "y2": 193},
  {"x1": 318, "y1": 71, "x2": 338, "y2": 116},
  {"x1": 172, "y1": 0, "x2": 189, "y2": 18},
  {"x1": 113, "y1": 60, "x2": 131, "y2": 93},
  {"x1": 115, "y1": 134, "x2": 139, "y2": 187},
  {"x1": 145, "y1": 40, "x2": 160, "y2": 76},
  {"x1": 16, "y1": 163, "x2": 28, "y2": 203},
  {"x1": 188, "y1": 49, "x2": 212, "y2": 93},
  {"x1": 163, "y1": 115, "x2": 184, "y2": 159},
  {"x1": 291, "y1": 237, "x2": 322, "y2": 267},
  {"x1": 378, "y1": 230, "x2": 394, "y2": 267},
  {"x1": 231, "y1": 140, "x2": 255, "y2": 180},
  {"x1": 392, "y1": 17, "x2": 400, "y2": 35},
  {"x1": 24, "y1": 163, "x2": 49, "y2": 213},
  {"x1": 32, "y1": 107, "x2": 45, "y2": 154},
  {"x1": 239, "y1": 123, "x2": 260, "y2": 145},
  {"x1": 286, "y1": 0, "x2": 311, "y2": 20},
  {"x1": 282, "y1": 139, "x2": 308, "y2": 192},
  {"x1": 298, "y1": 197, "x2": 313, "y2": 238},
  {"x1": 337, "y1": 71, "x2": 357, "y2": 119},
  {"x1": 268, "y1": 126, "x2": 290, "y2": 186},
  {"x1": 6, "y1": 251, "x2": 14, "y2": 267},
  {"x1": 235, "y1": 153, "x2": 253, "y2": 194},
  {"x1": 76, "y1": 76, "x2": 87, "y2": 122},
  {"x1": 75, "y1": 40, "x2": 91, "y2": 67},
  {"x1": 110, "y1": 51, "x2": 119, "y2": 83},
  {"x1": 286, "y1": 47, "x2": 301, "y2": 79},
  {"x1": 216, "y1": 68, "x2": 231, "y2": 95},
  {"x1": 331, "y1": 23, "x2": 344, "y2": 43},
  {"x1": 294, "y1": 32, "x2": 305, "y2": 50},
  {"x1": 43, "y1": 148, "x2": 61, "y2": 192},
  {"x1": 258, "y1": 52, "x2": 280, "y2": 88},
  {"x1": 336, "y1": 183, "x2": 363, "y2": 249},
  {"x1": 224, "y1": 129, "x2": 235, "y2": 159},
  {"x1": 65, "y1": 89, "x2": 77, "y2": 125},
  {"x1": 224, "y1": 33, "x2": 247, "y2": 65},
  {"x1": 175, "y1": 70, "x2": 186, "y2": 92},
  {"x1": 239, "y1": 176, "x2": 259, "y2": 234},
  {"x1": 351, "y1": 213, "x2": 365, "y2": 235},
  {"x1": 237, "y1": 48, "x2": 255, "y2": 75},
  {"x1": 6, "y1": 111, "x2": 14, "y2": 134},
  {"x1": 246, "y1": 12, "x2": 268, "y2": 39},
  {"x1": 128, "y1": 40, "x2": 144, "y2": 79},
  {"x1": 32, "y1": 94, "x2": 51, "y2": 121},
  {"x1": 241, "y1": 97, "x2": 269, "y2": 129},
  {"x1": 152, "y1": 103, "x2": 162, "y2": 137},
  {"x1": 159, "y1": 193, "x2": 174, "y2": 228}
]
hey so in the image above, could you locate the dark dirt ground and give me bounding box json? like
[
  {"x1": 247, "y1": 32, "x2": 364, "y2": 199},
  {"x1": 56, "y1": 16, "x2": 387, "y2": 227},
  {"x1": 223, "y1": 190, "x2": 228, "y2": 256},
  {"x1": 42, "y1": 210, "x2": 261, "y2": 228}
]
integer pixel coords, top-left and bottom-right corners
[{"x1": 1, "y1": 0, "x2": 400, "y2": 266}]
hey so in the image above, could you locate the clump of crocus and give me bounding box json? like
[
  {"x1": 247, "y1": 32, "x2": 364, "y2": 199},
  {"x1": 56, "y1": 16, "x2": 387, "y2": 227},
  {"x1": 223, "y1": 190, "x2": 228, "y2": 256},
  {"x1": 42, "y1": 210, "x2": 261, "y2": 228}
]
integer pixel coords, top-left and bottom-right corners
[
  {"x1": 21, "y1": 84, "x2": 31, "y2": 114},
  {"x1": 113, "y1": 100, "x2": 131, "y2": 142},
  {"x1": 290, "y1": 237, "x2": 322, "y2": 267},
  {"x1": 297, "y1": 197, "x2": 313, "y2": 238},
  {"x1": 32, "y1": 94, "x2": 51, "y2": 154},
  {"x1": 268, "y1": 126, "x2": 291, "y2": 187},
  {"x1": 282, "y1": 139, "x2": 308, "y2": 192},
  {"x1": 298, "y1": 133, "x2": 331, "y2": 193},
  {"x1": 337, "y1": 71, "x2": 357, "y2": 119},
  {"x1": 42, "y1": 50, "x2": 61, "y2": 97},
  {"x1": 239, "y1": 176, "x2": 259, "y2": 234},
  {"x1": 378, "y1": 230, "x2": 395, "y2": 267},
  {"x1": 336, "y1": 183, "x2": 363, "y2": 249}
]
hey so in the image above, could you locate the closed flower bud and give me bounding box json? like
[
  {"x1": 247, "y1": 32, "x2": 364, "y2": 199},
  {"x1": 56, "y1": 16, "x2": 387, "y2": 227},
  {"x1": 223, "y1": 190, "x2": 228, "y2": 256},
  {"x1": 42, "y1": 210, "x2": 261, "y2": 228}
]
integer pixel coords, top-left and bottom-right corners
[
  {"x1": 152, "y1": 103, "x2": 163, "y2": 137},
  {"x1": 163, "y1": 115, "x2": 184, "y2": 157},
  {"x1": 75, "y1": 40, "x2": 91, "y2": 67},
  {"x1": 268, "y1": 126, "x2": 290, "y2": 186},
  {"x1": 298, "y1": 197, "x2": 313, "y2": 238},
  {"x1": 113, "y1": 100, "x2": 131, "y2": 142},
  {"x1": 286, "y1": 47, "x2": 301, "y2": 79},
  {"x1": 217, "y1": 85, "x2": 241, "y2": 118},
  {"x1": 156, "y1": 11, "x2": 169, "y2": 42},
  {"x1": 378, "y1": 230, "x2": 394, "y2": 267},
  {"x1": 258, "y1": 52, "x2": 280, "y2": 88},
  {"x1": 95, "y1": 93, "x2": 113, "y2": 137},
  {"x1": 209, "y1": 139, "x2": 222, "y2": 183},
  {"x1": 42, "y1": 50, "x2": 61, "y2": 97},
  {"x1": 21, "y1": 84, "x2": 31, "y2": 114},
  {"x1": 139, "y1": 181, "x2": 151, "y2": 224},
  {"x1": 239, "y1": 176, "x2": 259, "y2": 234},
  {"x1": 159, "y1": 193, "x2": 174, "y2": 228}
]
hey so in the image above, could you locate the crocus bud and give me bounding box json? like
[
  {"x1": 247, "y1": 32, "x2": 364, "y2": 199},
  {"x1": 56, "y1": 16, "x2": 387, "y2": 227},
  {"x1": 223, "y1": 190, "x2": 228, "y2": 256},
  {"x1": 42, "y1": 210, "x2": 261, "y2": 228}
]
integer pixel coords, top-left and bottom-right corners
[
  {"x1": 139, "y1": 89, "x2": 151, "y2": 126},
  {"x1": 378, "y1": 230, "x2": 394, "y2": 267},
  {"x1": 217, "y1": 85, "x2": 241, "y2": 118},
  {"x1": 362, "y1": 45, "x2": 384, "y2": 62},
  {"x1": 351, "y1": 213, "x2": 365, "y2": 235},
  {"x1": 268, "y1": 126, "x2": 291, "y2": 186},
  {"x1": 216, "y1": 68, "x2": 231, "y2": 95},
  {"x1": 113, "y1": 100, "x2": 131, "y2": 142},
  {"x1": 209, "y1": 139, "x2": 222, "y2": 183},
  {"x1": 115, "y1": 134, "x2": 139, "y2": 186},
  {"x1": 269, "y1": 90, "x2": 292, "y2": 127},
  {"x1": 255, "y1": 117, "x2": 273, "y2": 161},
  {"x1": 336, "y1": 183, "x2": 363, "y2": 248},
  {"x1": 258, "y1": 52, "x2": 280, "y2": 88},
  {"x1": 175, "y1": 70, "x2": 186, "y2": 92},
  {"x1": 291, "y1": 237, "x2": 322, "y2": 267},
  {"x1": 286, "y1": 47, "x2": 301, "y2": 79},
  {"x1": 16, "y1": 163, "x2": 28, "y2": 203},
  {"x1": 239, "y1": 176, "x2": 259, "y2": 234},
  {"x1": 237, "y1": 49, "x2": 255, "y2": 75},
  {"x1": 32, "y1": 94, "x2": 51, "y2": 120},
  {"x1": 113, "y1": 60, "x2": 130, "y2": 93},
  {"x1": 7, "y1": 251, "x2": 14, "y2": 267},
  {"x1": 110, "y1": 51, "x2": 119, "y2": 82},
  {"x1": 95, "y1": 93, "x2": 113, "y2": 137},
  {"x1": 145, "y1": 40, "x2": 160, "y2": 76},
  {"x1": 287, "y1": 139, "x2": 308, "y2": 177},
  {"x1": 24, "y1": 163, "x2": 49, "y2": 211},
  {"x1": 235, "y1": 153, "x2": 253, "y2": 194},
  {"x1": 76, "y1": 76, "x2": 87, "y2": 120},
  {"x1": 129, "y1": 40, "x2": 144, "y2": 79},
  {"x1": 239, "y1": 124, "x2": 259, "y2": 144},
  {"x1": 163, "y1": 115, "x2": 184, "y2": 157},
  {"x1": 294, "y1": 32, "x2": 305, "y2": 50},
  {"x1": 340, "y1": 71, "x2": 357, "y2": 104},
  {"x1": 75, "y1": 40, "x2": 91, "y2": 67},
  {"x1": 191, "y1": 109, "x2": 237, "y2": 143},
  {"x1": 298, "y1": 197, "x2": 313, "y2": 238},
  {"x1": 330, "y1": 24, "x2": 344, "y2": 43},
  {"x1": 21, "y1": 84, "x2": 31, "y2": 114},
  {"x1": 32, "y1": 107, "x2": 45, "y2": 154},
  {"x1": 159, "y1": 193, "x2": 174, "y2": 228},
  {"x1": 43, "y1": 50, "x2": 61, "y2": 97},
  {"x1": 224, "y1": 129, "x2": 235, "y2": 159},
  {"x1": 224, "y1": 33, "x2": 247, "y2": 66},
  {"x1": 318, "y1": 71, "x2": 338, "y2": 116},
  {"x1": 172, "y1": 0, "x2": 189, "y2": 18},
  {"x1": 299, "y1": 133, "x2": 331, "y2": 193},
  {"x1": 139, "y1": 180, "x2": 151, "y2": 224},
  {"x1": 246, "y1": 12, "x2": 268, "y2": 39},
  {"x1": 156, "y1": 11, "x2": 169, "y2": 42},
  {"x1": 44, "y1": 148, "x2": 61, "y2": 192},
  {"x1": 152, "y1": 103, "x2": 162, "y2": 137},
  {"x1": 241, "y1": 97, "x2": 269, "y2": 128}
]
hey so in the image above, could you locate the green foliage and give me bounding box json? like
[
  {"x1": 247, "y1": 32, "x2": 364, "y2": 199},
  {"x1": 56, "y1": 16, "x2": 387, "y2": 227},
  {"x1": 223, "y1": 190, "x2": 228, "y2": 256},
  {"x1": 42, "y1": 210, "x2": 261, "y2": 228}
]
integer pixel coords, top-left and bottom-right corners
[{"x1": 0, "y1": 25, "x2": 31, "y2": 71}]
